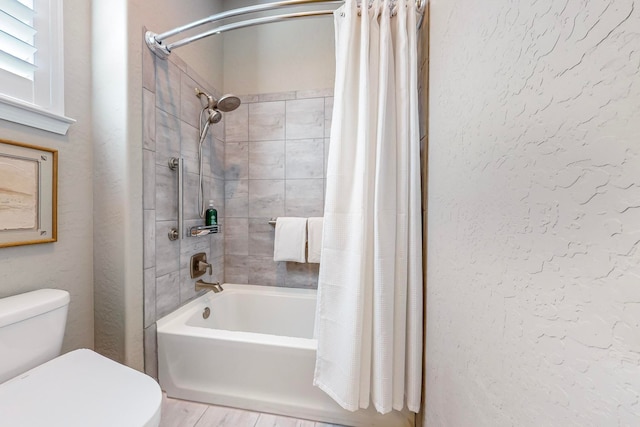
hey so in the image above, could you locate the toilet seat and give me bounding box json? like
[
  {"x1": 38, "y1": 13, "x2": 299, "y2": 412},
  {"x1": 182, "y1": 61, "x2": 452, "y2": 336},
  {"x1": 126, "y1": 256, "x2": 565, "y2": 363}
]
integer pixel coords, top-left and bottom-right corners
[{"x1": 0, "y1": 349, "x2": 162, "y2": 427}]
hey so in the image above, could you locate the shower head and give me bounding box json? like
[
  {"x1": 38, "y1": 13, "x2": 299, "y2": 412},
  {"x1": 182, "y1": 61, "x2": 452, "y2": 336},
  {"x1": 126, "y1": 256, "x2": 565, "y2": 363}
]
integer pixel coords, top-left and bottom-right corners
[
  {"x1": 216, "y1": 94, "x2": 241, "y2": 112},
  {"x1": 195, "y1": 88, "x2": 241, "y2": 128},
  {"x1": 195, "y1": 88, "x2": 241, "y2": 112},
  {"x1": 195, "y1": 88, "x2": 241, "y2": 113},
  {"x1": 207, "y1": 108, "x2": 222, "y2": 124}
]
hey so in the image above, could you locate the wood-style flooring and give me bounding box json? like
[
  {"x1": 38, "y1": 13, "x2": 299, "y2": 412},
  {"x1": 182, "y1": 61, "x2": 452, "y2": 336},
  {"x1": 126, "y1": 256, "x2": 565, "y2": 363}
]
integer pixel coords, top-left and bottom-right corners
[{"x1": 160, "y1": 394, "x2": 347, "y2": 427}]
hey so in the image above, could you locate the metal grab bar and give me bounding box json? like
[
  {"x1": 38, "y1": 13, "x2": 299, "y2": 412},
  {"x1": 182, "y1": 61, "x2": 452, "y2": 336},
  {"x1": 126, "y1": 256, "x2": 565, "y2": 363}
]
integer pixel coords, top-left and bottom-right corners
[{"x1": 168, "y1": 157, "x2": 183, "y2": 241}]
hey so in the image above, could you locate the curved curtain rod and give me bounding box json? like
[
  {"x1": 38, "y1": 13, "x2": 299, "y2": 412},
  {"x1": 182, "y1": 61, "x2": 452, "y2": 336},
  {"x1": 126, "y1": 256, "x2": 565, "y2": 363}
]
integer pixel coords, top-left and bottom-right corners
[
  {"x1": 167, "y1": 10, "x2": 337, "y2": 52},
  {"x1": 156, "y1": 0, "x2": 343, "y2": 42},
  {"x1": 145, "y1": 0, "x2": 425, "y2": 59}
]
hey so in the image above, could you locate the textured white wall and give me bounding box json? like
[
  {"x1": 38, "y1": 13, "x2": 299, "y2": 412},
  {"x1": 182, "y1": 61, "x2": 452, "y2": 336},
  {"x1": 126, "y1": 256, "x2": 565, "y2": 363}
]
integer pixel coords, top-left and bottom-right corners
[
  {"x1": 426, "y1": 0, "x2": 640, "y2": 426},
  {"x1": 92, "y1": 0, "x2": 136, "y2": 366},
  {"x1": 221, "y1": 0, "x2": 335, "y2": 94},
  {"x1": 0, "y1": 0, "x2": 94, "y2": 352}
]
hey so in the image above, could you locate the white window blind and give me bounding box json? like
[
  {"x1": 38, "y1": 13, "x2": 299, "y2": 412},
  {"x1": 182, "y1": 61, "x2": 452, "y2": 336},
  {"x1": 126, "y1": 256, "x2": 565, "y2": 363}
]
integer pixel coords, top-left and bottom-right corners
[
  {"x1": 0, "y1": 0, "x2": 74, "y2": 134},
  {"x1": 0, "y1": 0, "x2": 36, "y2": 78}
]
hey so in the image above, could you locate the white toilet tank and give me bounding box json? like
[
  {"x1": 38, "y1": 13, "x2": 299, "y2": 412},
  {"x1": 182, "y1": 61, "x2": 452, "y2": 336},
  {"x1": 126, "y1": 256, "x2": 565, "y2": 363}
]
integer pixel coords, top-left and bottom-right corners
[{"x1": 0, "y1": 289, "x2": 70, "y2": 383}]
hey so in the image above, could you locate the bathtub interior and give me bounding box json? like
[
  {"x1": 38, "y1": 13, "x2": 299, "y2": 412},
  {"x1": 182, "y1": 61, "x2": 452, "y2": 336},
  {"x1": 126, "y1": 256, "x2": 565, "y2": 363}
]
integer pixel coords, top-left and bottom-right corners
[{"x1": 185, "y1": 289, "x2": 316, "y2": 339}]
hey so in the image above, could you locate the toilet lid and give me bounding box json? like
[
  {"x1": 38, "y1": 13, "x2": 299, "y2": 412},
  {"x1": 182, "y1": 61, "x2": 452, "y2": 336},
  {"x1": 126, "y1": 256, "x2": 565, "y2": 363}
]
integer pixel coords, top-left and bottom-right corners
[{"x1": 0, "y1": 349, "x2": 162, "y2": 427}]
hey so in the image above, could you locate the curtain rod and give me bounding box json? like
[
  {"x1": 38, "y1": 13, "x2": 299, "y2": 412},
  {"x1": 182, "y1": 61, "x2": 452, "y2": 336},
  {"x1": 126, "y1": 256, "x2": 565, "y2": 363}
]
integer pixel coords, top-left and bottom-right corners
[
  {"x1": 157, "y1": 0, "x2": 342, "y2": 42},
  {"x1": 166, "y1": 10, "x2": 336, "y2": 52},
  {"x1": 145, "y1": 0, "x2": 425, "y2": 59}
]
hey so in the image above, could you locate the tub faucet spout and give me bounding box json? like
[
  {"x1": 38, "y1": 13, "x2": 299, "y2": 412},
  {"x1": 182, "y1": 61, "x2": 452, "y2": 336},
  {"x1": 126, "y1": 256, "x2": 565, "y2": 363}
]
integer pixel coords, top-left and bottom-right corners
[{"x1": 195, "y1": 279, "x2": 223, "y2": 293}]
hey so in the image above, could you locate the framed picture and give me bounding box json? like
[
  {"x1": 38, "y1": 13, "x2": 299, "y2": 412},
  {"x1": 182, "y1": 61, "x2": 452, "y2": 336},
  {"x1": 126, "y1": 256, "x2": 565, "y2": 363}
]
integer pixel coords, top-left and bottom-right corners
[{"x1": 0, "y1": 139, "x2": 57, "y2": 248}]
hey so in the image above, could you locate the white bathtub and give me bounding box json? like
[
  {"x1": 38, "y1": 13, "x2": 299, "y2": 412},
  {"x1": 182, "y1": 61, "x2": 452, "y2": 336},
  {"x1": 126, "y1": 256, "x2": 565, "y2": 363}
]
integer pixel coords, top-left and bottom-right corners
[{"x1": 157, "y1": 284, "x2": 413, "y2": 427}]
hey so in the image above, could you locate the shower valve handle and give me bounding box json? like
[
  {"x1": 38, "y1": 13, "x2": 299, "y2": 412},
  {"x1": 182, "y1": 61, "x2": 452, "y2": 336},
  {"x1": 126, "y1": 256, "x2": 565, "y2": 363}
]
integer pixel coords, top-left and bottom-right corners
[{"x1": 198, "y1": 261, "x2": 212, "y2": 276}]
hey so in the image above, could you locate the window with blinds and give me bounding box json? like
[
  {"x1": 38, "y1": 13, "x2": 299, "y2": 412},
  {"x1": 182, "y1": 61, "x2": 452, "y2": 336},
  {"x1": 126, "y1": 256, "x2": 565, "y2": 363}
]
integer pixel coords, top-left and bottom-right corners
[
  {"x1": 0, "y1": 0, "x2": 73, "y2": 134},
  {"x1": 0, "y1": 0, "x2": 36, "y2": 99},
  {"x1": 0, "y1": 1, "x2": 36, "y2": 77}
]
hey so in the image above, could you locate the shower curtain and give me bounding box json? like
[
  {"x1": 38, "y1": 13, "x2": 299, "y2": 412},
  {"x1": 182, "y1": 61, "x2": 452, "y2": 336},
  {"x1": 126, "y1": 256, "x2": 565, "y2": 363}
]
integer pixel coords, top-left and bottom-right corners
[{"x1": 314, "y1": 0, "x2": 422, "y2": 415}]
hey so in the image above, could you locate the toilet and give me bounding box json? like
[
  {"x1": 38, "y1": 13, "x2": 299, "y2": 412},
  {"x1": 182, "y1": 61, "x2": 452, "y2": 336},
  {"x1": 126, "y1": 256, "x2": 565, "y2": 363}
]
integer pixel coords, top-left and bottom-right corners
[{"x1": 0, "y1": 289, "x2": 162, "y2": 427}]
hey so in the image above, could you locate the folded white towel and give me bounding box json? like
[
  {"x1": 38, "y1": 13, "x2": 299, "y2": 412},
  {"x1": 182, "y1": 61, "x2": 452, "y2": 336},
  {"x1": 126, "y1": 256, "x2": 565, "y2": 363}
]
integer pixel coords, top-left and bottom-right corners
[
  {"x1": 307, "y1": 217, "x2": 323, "y2": 263},
  {"x1": 273, "y1": 217, "x2": 307, "y2": 263}
]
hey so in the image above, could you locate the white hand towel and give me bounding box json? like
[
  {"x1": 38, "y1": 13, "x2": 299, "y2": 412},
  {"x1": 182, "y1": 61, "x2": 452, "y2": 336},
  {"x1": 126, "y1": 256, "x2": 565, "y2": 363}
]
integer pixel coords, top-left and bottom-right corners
[
  {"x1": 307, "y1": 217, "x2": 323, "y2": 263},
  {"x1": 273, "y1": 217, "x2": 307, "y2": 263}
]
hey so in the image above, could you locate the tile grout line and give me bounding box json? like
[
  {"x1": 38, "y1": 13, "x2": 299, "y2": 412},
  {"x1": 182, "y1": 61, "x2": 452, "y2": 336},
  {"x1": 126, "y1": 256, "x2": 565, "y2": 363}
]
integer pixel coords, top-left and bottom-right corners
[
  {"x1": 245, "y1": 105, "x2": 251, "y2": 267},
  {"x1": 284, "y1": 98, "x2": 288, "y2": 218}
]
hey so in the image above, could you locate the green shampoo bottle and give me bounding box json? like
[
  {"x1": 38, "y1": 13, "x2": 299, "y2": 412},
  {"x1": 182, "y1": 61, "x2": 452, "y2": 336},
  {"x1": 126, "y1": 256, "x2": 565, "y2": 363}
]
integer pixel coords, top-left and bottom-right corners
[{"x1": 205, "y1": 200, "x2": 217, "y2": 226}]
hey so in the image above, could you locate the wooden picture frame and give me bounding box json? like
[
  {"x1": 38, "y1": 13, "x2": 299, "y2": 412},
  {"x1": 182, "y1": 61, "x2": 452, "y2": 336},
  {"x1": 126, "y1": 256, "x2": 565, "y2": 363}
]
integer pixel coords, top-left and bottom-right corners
[{"x1": 0, "y1": 139, "x2": 57, "y2": 248}]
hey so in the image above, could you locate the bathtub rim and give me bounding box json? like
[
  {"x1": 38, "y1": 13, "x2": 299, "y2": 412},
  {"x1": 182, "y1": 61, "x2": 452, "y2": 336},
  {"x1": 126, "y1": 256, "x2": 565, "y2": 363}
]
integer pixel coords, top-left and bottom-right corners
[{"x1": 156, "y1": 283, "x2": 317, "y2": 351}]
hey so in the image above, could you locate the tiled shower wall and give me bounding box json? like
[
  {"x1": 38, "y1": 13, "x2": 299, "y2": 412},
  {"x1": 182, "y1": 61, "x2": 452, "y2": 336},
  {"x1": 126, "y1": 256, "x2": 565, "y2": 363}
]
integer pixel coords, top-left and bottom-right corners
[
  {"x1": 223, "y1": 89, "x2": 333, "y2": 288},
  {"x1": 142, "y1": 41, "x2": 225, "y2": 378},
  {"x1": 141, "y1": 36, "x2": 335, "y2": 376}
]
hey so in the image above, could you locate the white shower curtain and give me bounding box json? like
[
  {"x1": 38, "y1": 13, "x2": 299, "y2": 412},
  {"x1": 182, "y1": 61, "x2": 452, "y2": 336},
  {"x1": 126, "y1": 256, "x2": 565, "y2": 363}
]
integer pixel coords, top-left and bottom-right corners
[{"x1": 314, "y1": 0, "x2": 423, "y2": 415}]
